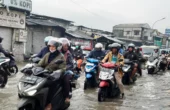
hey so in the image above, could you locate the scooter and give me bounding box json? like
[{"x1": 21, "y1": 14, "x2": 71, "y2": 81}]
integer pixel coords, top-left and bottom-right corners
[
  {"x1": 5, "y1": 52, "x2": 18, "y2": 76},
  {"x1": 84, "y1": 58, "x2": 100, "y2": 90},
  {"x1": 17, "y1": 60, "x2": 73, "y2": 110},
  {"x1": 146, "y1": 55, "x2": 167, "y2": 74},
  {"x1": 98, "y1": 62, "x2": 120, "y2": 102},
  {"x1": 122, "y1": 59, "x2": 137, "y2": 85}
]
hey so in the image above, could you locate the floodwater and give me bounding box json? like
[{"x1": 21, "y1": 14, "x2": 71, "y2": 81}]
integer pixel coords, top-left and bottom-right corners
[{"x1": 0, "y1": 63, "x2": 170, "y2": 110}]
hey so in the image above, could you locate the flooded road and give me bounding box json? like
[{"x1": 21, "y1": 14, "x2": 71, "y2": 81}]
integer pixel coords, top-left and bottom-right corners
[{"x1": 0, "y1": 64, "x2": 170, "y2": 110}]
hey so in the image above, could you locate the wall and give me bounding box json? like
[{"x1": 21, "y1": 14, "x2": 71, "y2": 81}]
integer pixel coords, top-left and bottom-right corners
[
  {"x1": 113, "y1": 27, "x2": 142, "y2": 39},
  {"x1": 26, "y1": 25, "x2": 64, "y2": 54}
]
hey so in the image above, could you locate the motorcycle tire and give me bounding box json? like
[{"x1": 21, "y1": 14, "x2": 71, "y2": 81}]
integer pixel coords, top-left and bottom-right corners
[
  {"x1": 98, "y1": 88, "x2": 106, "y2": 102},
  {"x1": 8, "y1": 65, "x2": 18, "y2": 76},
  {"x1": 0, "y1": 70, "x2": 8, "y2": 88},
  {"x1": 147, "y1": 68, "x2": 154, "y2": 74},
  {"x1": 84, "y1": 80, "x2": 87, "y2": 90}
]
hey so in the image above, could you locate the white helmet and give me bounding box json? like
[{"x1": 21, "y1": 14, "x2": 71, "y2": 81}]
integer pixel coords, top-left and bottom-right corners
[
  {"x1": 95, "y1": 43, "x2": 103, "y2": 49},
  {"x1": 48, "y1": 37, "x2": 62, "y2": 50},
  {"x1": 59, "y1": 38, "x2": 70, "y2": 46}
]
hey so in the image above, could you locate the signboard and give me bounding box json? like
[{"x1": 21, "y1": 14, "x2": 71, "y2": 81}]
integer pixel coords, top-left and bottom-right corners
[
  {"x1": 1, "y1": 0, "x2": 32, "y2": 12},
  {"x1": 165, "y1": 29, "x2": 170, "y2": 35},
  {"x1": 15, "y1": 29, "x2": 27, "y2": 42},
  {"x1": 0, "y1": 8, "x2": 25, "y2": 28}
]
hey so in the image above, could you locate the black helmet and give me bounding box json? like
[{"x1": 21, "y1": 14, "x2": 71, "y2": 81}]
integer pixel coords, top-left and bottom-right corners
[{"x1": 48, "y1": 38, "x2": 62, "y2": 50}]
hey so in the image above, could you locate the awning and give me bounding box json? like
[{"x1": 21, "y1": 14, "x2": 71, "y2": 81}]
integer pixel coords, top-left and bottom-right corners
[
  {"x1": 66, "y1": 31, "x2": 93, "y2": 40},
  {"x1": 96, "y1": 36, "x2": 125, "y2": 44}
]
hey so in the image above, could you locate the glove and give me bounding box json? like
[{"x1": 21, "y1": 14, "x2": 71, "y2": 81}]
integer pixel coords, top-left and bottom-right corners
[
  {"x1": 47, "y1": 75, "x2": 55, "y2": 81},
  {"x1": 24, "y1": 69, "x2": 33, "y2": 75}
]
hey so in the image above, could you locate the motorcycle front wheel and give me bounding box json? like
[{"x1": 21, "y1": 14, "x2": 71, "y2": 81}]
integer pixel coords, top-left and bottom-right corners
[
  {"x1": 98, "y1": 88, "x2": 106, "y2": 102},
  {"x1": 8, "y1": 65, "x2": 18, "y2": 76},
  {"x1": 0, "y1": 70, "x2": 8, "y2": 88}
]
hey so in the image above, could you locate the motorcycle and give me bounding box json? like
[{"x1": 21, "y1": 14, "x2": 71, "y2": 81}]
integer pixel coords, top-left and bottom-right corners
[
  {"x1": 84, "y1": 58, "x2": 100, "y2": 90},
  {"x1": 17, "y1": 60, "x2": 73, "y2": 110},
  {"x1": 122, "y1": 59, "x2": 137, "y2": 85},
  {"x1": 98, "y1": 62, "x2": 121, "y2": 102},
  {"x1": 0, "y1": 57, "x2": 10, "y2": 88},
  {"x1": 147, "y1": 55, "x2": 167, "y2": 74},
  {"x1": 5, "y1": 52, "x2": 18, "y2": 76}
]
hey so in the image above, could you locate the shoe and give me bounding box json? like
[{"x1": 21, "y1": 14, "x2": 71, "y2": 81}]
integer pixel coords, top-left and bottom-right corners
[
  {"x1": 45, "y1": 103, "x2": 52, "y2": 110},
  {"x1": 121, "y1": 93, "x2": 124, "y2": 99},
  {"x1": 65, "y1": 98, "x2": 70, "y2": 104}
]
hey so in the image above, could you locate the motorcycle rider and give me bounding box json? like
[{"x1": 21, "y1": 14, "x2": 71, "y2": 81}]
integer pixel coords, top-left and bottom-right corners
[
  {"x1": 36, "y1": 36, "x2": 53, "y2": 58},
  {"x1": 135, "y1": 47, "x2": 143, "y2": 76},
  {"x1": 37, "y1": 39, "x2": 69, "y2": 110},
  {"x1": 119, "y1": 44, "x2": 124, "y2": 54},
  {"x1": 87, "y1": 43, "x2": 105, "y2": 59},
  {"x1": 0, "y1": 37, "x2": 10, "y2": 56},
  {"x1": 124, "y1": 43, "x2": 138, "y2": 82},
  {"x1": 73, "y1": 42, "x2": 83, "y2": 73},
  {"x1": 102, "y1": 43, "x2": 125, "y2": 98},
  {"x1": 85, "y1": 43, "x2": 105, "y2": 78}
]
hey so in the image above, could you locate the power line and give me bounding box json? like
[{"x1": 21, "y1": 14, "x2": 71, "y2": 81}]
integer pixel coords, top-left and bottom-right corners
[{"x1": 69, "y1": 0, "x2": 106, "y2": 19}]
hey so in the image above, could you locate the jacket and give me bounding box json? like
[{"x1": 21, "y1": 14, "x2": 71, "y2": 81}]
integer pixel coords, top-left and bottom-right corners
[
  {"x1": 37, "y1": 52, "x2": 66, "y2": 72},
  {"x1": 87, "y1": 50, "x2": 105, "y2": 60},
  {"x1": 124, "y1": 51, "x2": 138, "y2": 61},
  {"x1": 102, "y1": 51, "x2": 124, "y2": 77},
  {"x1": 74, "y1": 48, "x2": 83, "y2": 59},
  {"x1": 62, "y1": 50, "x2": 74, "y2": 71},
  {"x1": 0, "y1": 44, "x2": 9, "y2": 56},
  {"x1": 36, "y1": 47, "x2": 49, "y2": 58}
]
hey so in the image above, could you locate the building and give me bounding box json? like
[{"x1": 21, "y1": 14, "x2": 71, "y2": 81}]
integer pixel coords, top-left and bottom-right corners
[
  {"x1": 25, "y1": 14, "x2": 73, "y2": 58},
  {"x1": 0, "y1": 0, "x2": 32, "y2": 61},
  {"x1": 65, "y1": 26, "x2": 93, "y2": 50},
  {"x1": 113, "y1": 23, "x2": 151, "y2": 46}
]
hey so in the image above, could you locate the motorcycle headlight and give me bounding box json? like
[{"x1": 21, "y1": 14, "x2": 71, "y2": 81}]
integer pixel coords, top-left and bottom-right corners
[{"x1": 26, "y1": 90, "x2": 37, "y2": 96}]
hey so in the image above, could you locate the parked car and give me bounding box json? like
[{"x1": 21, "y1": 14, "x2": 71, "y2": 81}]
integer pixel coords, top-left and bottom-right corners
[{"x1": 140, "y1": 45, "x2": 159, "y2": 58}]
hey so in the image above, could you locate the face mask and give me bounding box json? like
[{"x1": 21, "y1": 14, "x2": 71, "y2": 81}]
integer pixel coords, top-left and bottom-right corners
[
  {"x1": 50, "y1": 49, "x2": 56, "y2": 53},
  {"x1": 76, "y1": 46, "x2": 79, "y2": 49}
]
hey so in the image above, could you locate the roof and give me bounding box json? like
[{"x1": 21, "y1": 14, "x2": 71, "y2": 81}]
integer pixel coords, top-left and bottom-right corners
[
  {"x1": 114, "y1": 23, "x2": 151, "y2": 29},
  {"x1": 26, "y1": 18, "x2": 65, "y2": 30},
  {"x1": 66, "y1": 31, "x2": 93, "y2": 40},
  {"x1": 96, "y1": 36, "x2": 125, "y2": 44},
  {"x1": 115, "y1": 37, "x2": 142, "y2": 42},
  {"x1": 29, "y1": 13, "x2": 73, "y2": 23}
]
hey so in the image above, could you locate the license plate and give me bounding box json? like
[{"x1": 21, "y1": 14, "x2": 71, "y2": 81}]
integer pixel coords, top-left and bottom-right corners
[
  {"x1": 100, "y1": 67, "x2": 114, "y2": 73},
  {"x1": 20, "y1": 76, "x2": 37, "y2": 84}
]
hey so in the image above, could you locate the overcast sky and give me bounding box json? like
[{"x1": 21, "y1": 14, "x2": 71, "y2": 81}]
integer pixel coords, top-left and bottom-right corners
[{"x1": 32, "y1": 0, "x2": 170, "y2": 33}]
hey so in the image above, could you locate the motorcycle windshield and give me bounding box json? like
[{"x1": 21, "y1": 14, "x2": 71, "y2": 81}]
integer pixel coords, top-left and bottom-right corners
[{"x1": 87, "y1": 58, "x2": 99, "y2": 63}]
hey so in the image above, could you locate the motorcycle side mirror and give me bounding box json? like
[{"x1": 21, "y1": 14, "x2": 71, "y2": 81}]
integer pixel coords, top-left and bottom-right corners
[
  {"x1": 55, "y1": 60, "x2": 64, "y2": 64},
  {"x1": 119, "y1": 59, "x2": 123, "y2": 62}
]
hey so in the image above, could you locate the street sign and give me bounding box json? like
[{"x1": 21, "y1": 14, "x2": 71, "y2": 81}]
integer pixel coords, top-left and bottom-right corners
[
  {"x1": 0, "y1": 8, "x2": 25, "y2": 28},
  {"x1": 0, "y1": 0, "x2": 32, "y2": 12},
  {"x1": 165, "y1": 29, "x2": 170, "y2": 35}
]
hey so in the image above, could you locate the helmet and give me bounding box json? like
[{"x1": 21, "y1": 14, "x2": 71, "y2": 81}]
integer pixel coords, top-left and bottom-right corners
[
  {"x1": 161, "y1": 50, "x2": 166, "y2": 54},
  {"x1": 128, "y1": 43, "x2": 135, "y2": 48},
  {"x1": 59, "y1": 38, "x2": 70, "y2": 46},
  {"x1": 44, "y1": 36, "x2": 53, "y2": 43},
  {"x1": 48, "y1": 38, "x2": 62, "y2": 50},
  {"x1": 109, "y1": 43, "x2": 120, "y2": 50},
  {"x1": 95, "y1": 43, "x2": 103, "y2": 49}
]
